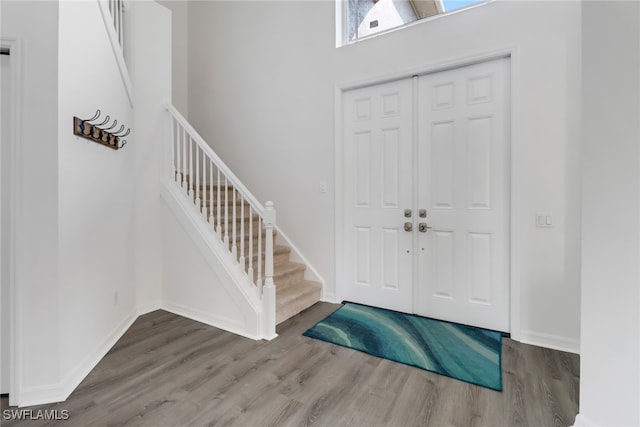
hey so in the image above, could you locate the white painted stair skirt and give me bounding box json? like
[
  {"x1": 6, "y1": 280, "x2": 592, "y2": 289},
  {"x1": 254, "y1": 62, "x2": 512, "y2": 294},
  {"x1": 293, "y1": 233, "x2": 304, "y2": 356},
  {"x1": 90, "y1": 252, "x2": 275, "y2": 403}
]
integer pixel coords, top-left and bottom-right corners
[{"x1": 163, "y1": 105, "x2": 277, "y2": 340}]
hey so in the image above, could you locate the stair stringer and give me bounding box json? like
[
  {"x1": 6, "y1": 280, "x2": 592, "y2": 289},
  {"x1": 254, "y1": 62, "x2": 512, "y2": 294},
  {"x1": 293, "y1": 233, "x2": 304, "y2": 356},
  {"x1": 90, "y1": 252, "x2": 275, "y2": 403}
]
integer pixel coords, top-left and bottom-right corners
[{"x1": 161, "y1": 181, "x2": 273, "y2": 340}]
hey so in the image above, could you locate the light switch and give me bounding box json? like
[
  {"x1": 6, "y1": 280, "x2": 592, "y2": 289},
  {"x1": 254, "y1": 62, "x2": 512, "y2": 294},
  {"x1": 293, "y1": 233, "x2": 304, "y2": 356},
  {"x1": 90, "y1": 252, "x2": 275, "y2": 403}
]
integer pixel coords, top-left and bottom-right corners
[{"x1": 536, "y1": 212, "x2": 553, "y2": 228}]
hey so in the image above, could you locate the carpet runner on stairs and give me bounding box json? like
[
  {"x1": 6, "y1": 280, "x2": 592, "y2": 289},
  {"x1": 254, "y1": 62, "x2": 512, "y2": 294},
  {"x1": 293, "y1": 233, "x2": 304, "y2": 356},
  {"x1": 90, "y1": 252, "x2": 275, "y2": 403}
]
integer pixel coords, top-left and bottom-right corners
[{"x1": 194, "y1": 184, "x2": 322, "y2": 325}]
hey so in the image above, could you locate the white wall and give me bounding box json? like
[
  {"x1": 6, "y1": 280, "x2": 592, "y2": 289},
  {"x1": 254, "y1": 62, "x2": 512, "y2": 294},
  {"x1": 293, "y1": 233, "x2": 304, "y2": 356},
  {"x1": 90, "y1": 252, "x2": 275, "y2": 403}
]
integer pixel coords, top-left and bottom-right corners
[
  {"x1": 161, "y1": 188, "x2": 263, "y2": 339},
  {"x1": 156, "y1": 0, "x2": 188, "y2": 117},
  {"x1": 57, "y1": 0, "x2": 137, "y2": 399},
  {"x1": 576, "y1": 1, "x2": 640, "y2": 425},
  {"x1": 129, "y1": 0, "x2": 172, "y2": 314},
  {"x1": 0, "y1": 0, "x2": 61, "y2": 406},
  {"x1": 1, "y1": 0, "x2": 177, "y2": 407},
  {"x1": 186, "y1": 0, "x2": 582, "y2": 350}
]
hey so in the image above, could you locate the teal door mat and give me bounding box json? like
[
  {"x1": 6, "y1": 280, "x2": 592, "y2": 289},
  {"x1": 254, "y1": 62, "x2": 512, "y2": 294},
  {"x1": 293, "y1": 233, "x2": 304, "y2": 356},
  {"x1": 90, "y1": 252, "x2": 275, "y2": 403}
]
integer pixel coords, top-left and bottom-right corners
[{"x1": 303, "y1": 302, "x2": 503, "y2": 391}]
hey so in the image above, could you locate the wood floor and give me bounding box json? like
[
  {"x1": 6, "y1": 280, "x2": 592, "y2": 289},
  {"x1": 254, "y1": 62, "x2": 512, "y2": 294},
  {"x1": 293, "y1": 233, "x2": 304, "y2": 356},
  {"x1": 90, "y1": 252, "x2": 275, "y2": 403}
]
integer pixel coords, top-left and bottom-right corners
[{"x1": 1, "y1": 303, "x2": 580, "y2": 426}]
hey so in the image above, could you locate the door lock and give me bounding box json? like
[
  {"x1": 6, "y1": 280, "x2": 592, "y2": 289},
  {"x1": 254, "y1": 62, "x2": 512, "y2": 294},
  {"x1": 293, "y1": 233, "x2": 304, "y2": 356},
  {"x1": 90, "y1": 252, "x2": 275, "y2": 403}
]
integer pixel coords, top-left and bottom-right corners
[
  {"x1": 418, "y1": 222, "x2": 432, "y2": 233},
  {"x1": 404, "y1": 222, "x2": 413, "y2": 232},
  {"x1": 419, "y1": 209, "x2": 427, "y2": 218},
  {"x1": 404, "y1": 209, "x2": 412, "y2": 218}
]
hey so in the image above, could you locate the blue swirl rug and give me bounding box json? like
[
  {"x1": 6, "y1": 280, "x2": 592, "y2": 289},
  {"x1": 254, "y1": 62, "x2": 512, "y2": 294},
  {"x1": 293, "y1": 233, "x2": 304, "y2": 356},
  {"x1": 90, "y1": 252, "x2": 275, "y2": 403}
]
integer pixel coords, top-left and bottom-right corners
[{"x1": 303, "y1": 302, "x2": 503, "y2": 391}]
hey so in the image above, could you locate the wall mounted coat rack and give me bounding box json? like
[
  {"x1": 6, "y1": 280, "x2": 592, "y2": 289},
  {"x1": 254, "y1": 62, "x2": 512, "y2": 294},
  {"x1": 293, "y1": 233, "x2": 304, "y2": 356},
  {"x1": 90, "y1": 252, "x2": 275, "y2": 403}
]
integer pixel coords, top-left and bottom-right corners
[{"x1": 73, "y1": 110, "x2": 130, "y2": 150}]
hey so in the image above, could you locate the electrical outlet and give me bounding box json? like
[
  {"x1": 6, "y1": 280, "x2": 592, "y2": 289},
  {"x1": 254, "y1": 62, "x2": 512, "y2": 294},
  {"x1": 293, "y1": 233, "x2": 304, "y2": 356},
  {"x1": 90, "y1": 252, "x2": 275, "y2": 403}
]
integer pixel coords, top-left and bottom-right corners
[{"x1": 319, "y1": 181, "x2": 328, "y2": 194}]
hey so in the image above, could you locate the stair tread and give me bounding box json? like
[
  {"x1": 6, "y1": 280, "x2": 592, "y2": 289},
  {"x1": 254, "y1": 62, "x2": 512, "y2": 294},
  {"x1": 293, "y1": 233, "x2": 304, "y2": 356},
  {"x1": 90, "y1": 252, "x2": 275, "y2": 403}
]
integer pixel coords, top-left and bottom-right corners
[
  {"x1": 276, "y1": 280, "x2": 322, "y2": 300},
  {"x1": 274, "y1": 261, "x2": 305, "y2": 277},
  {"x1": 242, "y1": 244, "x2": 290, "y2": 264},
  {"x1": 252, "y1": 244, "x2": 290, "y2": 259},
  {"x1": 272, "y1": 244, "x2": 291, "y2": 255},
  {"x1": 179, "y1": 177, "x2": 321, "y2": 326},
  {"x1": 276, "y1": 280, "x2": 322, "y2": 324}
]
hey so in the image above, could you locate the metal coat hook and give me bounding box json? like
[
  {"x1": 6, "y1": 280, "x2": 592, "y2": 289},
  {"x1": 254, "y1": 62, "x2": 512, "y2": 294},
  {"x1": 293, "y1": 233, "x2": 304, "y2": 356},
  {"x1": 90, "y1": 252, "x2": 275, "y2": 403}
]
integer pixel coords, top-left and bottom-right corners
[
  {"x1": 98, "y1": 119, "x2": 118, "y2": 132},
  {"x1": 73, "y1": 110, "x2": 130, "y2": 151},
  {"x1": 95, "y1": 115, "x2": 111, "y2": 127},
  {"x1": 114, "y1": 128, "x2": 130, "y2": 138},
  {"x1": 83, "y1": 109, "x2": 101, "y2": 123},
  {"x1": 110, "y1": 124, "x2": 124, "y2": 134}
]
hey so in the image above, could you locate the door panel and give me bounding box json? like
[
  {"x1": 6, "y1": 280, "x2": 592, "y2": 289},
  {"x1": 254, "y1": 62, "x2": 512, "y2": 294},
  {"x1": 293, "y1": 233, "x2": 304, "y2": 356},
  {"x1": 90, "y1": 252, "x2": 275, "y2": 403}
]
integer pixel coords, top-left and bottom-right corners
[
  {"x1": 341, "y1": 57, "x2": 510, "y2": 333},
  {"x1": 415, "y1": 58, "x2": 510, "y2": 332},
  {"x1": 343, "y1": 79, "x2": 414, "y2": 312}
]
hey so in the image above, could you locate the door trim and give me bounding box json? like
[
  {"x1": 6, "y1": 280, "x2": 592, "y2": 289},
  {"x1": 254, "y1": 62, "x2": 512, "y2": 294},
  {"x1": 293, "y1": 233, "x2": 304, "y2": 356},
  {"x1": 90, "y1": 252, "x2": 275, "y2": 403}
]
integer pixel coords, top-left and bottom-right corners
[
  {"x1": 334, "y1": 46, "x2": 521, "y2": 339},
  {"x1": 1, "y1": 37, "x2": 22, "y2": 404}
]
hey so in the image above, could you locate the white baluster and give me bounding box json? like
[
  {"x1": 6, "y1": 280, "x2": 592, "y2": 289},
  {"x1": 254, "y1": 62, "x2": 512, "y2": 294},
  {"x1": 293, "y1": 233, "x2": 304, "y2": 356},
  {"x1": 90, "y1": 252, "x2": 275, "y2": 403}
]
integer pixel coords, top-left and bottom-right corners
[
  {"x1": 209, "y1": 160, "x2": 214, "y2": 225},
  {"x1": 195, "y1": 144, "x2": 200, "y2": 209},
  {"x1": 239, "y1": 194, "x2": 245, "y2": 273},
  {"x1": 112, "y1": 0, "x2": 117, "y2": 33},
  {"x1": 188, "y1": 135, "x2": 194, "y2": 201},
  {"x1": 223, "y1": 176, "x2": 229, "y2": 247},
  {"x1": 248, "y1": 205, "x2": 254, "y2": 285},
  {"x1": 170, "y1": 117, "x2": 176, "y2": 182},
  {"x1": 181, "y1": 128, "x2": 187, "y2": 191},
  {"x1": 118, "y1": 0, "x2": 124, "y2": 47},
  {"x1": 116, "y1": 0, "x2": 121, "y2": 46},
  {"x1": 231, "y1": 188, "x2": 237, "y2": 260},
  {"x1": 257, "y1": 217, "x2": 263, "y2": 292},
  {"x1": 201, "y1": 152, "x2": 207, "y2": 220},
  {"x1": 217, "y1": 169, "x2": 222, "y2": 240}
]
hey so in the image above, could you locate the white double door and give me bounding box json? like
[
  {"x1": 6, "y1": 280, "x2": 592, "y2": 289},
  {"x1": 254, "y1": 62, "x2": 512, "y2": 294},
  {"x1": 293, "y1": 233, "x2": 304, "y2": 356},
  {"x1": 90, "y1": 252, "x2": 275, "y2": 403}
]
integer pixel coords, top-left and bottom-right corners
[{"x1": 342, "y1": 58, "x2": 510, "y2": 332}]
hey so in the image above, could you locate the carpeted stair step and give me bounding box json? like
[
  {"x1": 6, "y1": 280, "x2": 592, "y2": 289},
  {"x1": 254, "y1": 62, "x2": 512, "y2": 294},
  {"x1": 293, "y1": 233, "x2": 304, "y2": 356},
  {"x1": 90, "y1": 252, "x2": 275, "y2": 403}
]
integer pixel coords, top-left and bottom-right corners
[
  {"x1": 227, "y1": 228, "x2": 277, "y2": 254},
  {"x1": 276, "y1": 280, "x2": 322, "y2": 325},
  {"x1": 245, "y1": 258, "x2": 305, "y2": 288},
  {"x1": 179, "y1": 180, "x2": 322, "y2": 325},
  {"x1": 239, "y1": 244, "x2": 291, "y2": 269},
  {"x1": 195, "y1": 201, "x2": 253, "y2": 218},
  {"x1": 195, "y1": 195, "x2": 250, "y2": 209},
  {"x1": 269, "y1": 261, "x2": 306, "y2": 289}
]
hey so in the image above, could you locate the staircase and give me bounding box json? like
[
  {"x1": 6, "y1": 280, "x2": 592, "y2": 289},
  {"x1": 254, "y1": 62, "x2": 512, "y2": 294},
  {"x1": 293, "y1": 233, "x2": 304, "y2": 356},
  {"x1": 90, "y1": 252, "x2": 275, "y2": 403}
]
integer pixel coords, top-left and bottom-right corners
[
  {"x1": 195, "y1": 184, "x2": 322, "y2": 324},
  {"x1": 165, "y1": 105, "x2": 322, "y2": 337}
]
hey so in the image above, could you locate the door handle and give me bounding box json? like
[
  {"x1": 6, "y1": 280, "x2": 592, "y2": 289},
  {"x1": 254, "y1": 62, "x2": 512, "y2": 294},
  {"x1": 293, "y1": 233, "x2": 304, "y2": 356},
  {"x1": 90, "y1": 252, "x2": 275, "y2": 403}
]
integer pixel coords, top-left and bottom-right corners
[
  {"x1": 418, "y1": 222, "x2": 432, "y2": 233},
  {"x1": 404, "y1": 222, "x2": 413, "y2": 232}
]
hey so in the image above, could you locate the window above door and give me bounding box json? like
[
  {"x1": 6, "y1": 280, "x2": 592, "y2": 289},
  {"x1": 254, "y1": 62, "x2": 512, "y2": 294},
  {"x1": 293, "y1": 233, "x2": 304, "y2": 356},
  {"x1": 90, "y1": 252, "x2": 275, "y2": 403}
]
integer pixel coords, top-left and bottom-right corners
[{"x1": 342, "y1": 0, "x2": 488, "y2": 44}]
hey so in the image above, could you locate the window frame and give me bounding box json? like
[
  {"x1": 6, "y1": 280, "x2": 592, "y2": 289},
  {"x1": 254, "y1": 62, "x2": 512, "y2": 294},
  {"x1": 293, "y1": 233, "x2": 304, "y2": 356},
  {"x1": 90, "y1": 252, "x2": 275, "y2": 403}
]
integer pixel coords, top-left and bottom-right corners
[{"x1": 337, "y1": 0, "x2": 491, "y2": 47}]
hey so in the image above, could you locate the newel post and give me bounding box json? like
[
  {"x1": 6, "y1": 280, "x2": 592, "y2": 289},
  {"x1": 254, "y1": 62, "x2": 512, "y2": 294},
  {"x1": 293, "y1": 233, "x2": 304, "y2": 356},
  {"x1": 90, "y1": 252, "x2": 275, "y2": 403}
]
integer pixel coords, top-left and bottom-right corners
[
  {"x1": 262, "y1": 201, "x2": 277, "y2": 339},
  {"x1": 168, "y1": 114, "x2": 178, "y2": 184}
]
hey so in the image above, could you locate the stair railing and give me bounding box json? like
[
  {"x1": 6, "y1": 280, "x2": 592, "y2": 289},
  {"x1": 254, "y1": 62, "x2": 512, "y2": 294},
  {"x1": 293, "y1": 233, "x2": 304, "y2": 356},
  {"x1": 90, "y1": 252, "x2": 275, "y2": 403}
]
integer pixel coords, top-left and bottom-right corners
[
  {"x1": 108, "y1": 0, "x2": 124, "y2": 49},
  {"x1": 166, "y1": 105, "x2": 276, "y2": 337}
]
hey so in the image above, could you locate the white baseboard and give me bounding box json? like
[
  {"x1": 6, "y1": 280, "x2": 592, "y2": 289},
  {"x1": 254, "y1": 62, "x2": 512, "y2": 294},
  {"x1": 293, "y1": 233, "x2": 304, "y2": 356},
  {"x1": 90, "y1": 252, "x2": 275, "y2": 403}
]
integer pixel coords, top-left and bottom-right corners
[
  {"x1": 16, "y1": 299, "x2": 261, "y2": 408},
  {"x1": 572, "y1": 413, "x2": 596, "y2": 426},
  {"x1": 14, "y1": 383, "x2": 66, "y2": 408},
  {"x1": 17, "y1": 308, "x2": 138, "y2": 408},
  {"x1": 321, "y1": 292, "x2": 340, "y2": 304},
  {"x1": 519, "y1": 329, "x2": 580, "y2": 354},
  {"x1": 162, "y1": 301, "x2": 262, "y2": 341},
  {"x1": 58, "y1": 308, "x2": 138, "y2": 402},
  {"x1": 137, "y1": 300, "x2": 163, "y2": 316}
]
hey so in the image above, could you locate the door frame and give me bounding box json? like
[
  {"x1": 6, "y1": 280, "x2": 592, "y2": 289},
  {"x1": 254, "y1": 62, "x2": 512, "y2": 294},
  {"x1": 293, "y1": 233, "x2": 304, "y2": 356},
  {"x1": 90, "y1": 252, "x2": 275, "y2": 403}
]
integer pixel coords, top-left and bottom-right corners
[
  {"x1": 1, "y1": 37, "x2": 21, "y2": 403},
  {"x1": 334, "y1": 47, "x2": 521, "y2": 340}
]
